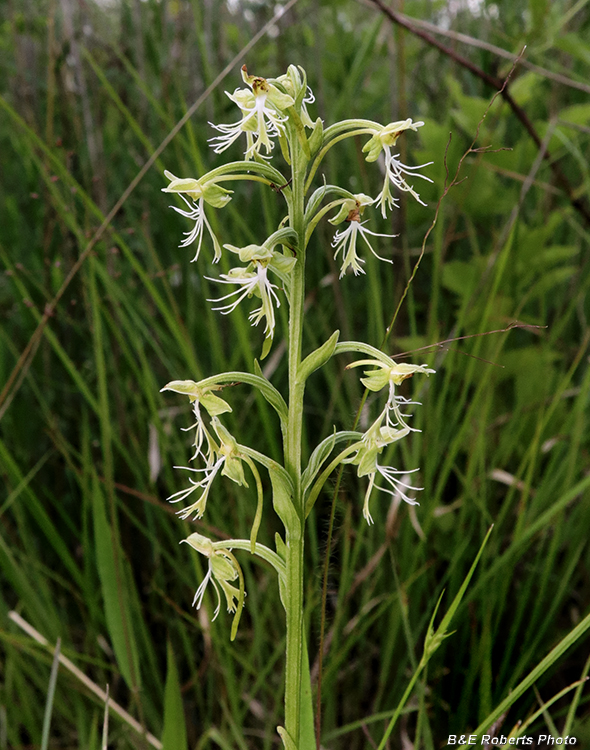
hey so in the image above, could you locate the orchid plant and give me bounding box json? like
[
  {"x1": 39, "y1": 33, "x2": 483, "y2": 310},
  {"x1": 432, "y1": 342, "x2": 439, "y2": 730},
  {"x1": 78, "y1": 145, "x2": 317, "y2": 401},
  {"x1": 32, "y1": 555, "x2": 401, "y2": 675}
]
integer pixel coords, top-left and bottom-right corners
[{"x1": 161, "y1": 64, "x2": 434, "y2": 749}]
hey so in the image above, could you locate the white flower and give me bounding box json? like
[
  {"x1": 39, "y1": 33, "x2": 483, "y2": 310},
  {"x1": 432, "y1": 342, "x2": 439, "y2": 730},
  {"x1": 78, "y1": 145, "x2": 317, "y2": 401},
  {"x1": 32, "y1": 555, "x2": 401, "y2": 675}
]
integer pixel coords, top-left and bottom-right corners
[
  {"x1": 169, "y1": 194, "x2": 222, "y2": 262},
  {"x1": 348, "y1": 359, "x2": 435, "y2": 433},
  {"x1": 160, "y1": 379, "x2": 232, "y2": 461},
  {"x1": 331, "y1": 220, "x2": 395, "y2": 278},
  {"x1": 208, "y1": 65, "x2": 294, "y2": 159},
  {"x1": 162, "y1": 171, "x2": 231, "y2": 261},
  {"x1": 207, "y1": 259, "x2": 282, "y2": 340},
  {"x1": 329, "y1": 193, "x2": 396, "y2": 277},
  {"x1": 344, "y1": 359, "x2": 435, "y2": 523},
  {"x1": 183, "y1": 533, "x2": 245, "y2": 633},
  {"x1": 382, "y1": 364, "x2": 434, "y2": 432},
  {"x1": 166, "y1": 418, "x2": 247, "y2": 520},
  {"x1": 191, "y1": 553, "x2": 242, "y2": 618},
  {"x1": 362, "y1": 119, "x2": 433, "y2": 217},
  {"x1": 344, "y1": 416, "x2": 414, "y2": 524}
]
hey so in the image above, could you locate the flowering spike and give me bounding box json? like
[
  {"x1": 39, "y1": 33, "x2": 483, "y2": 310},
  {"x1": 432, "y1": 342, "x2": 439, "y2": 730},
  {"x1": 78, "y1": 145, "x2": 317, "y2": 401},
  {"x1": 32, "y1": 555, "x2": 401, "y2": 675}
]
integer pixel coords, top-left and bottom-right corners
[{"x1": 159, "y1": 65, "x2": 437, "y2": 715}]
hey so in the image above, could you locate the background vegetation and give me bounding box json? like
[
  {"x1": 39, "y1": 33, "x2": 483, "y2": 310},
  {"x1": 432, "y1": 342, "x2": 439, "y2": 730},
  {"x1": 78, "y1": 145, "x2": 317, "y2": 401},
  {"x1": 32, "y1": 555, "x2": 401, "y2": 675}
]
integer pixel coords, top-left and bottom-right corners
[{"x1": 1, "y1": 0, "x2": 589, "y2": 748}]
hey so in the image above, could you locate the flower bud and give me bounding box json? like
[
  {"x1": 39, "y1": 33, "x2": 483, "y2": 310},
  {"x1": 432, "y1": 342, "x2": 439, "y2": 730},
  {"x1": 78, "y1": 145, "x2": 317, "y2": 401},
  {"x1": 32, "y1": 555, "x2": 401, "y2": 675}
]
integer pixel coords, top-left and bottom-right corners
[{"x1": 308, "y1": 117, "x2": 324, "y2": 155}]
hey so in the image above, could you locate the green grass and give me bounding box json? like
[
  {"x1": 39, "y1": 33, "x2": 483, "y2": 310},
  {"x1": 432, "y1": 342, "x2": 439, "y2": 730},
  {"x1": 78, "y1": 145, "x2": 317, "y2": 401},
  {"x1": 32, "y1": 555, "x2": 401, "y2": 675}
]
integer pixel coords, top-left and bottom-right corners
[{"x1": 1, "y1": 0, "x2": 590, "y2": 748}]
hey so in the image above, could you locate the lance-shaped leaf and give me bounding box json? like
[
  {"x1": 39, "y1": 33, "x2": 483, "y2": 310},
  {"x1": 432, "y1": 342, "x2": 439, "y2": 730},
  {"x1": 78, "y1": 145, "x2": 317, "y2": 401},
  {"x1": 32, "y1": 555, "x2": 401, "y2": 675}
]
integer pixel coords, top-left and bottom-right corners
[{"x1": 299, "y1": 330, "x2": 340, "y2": 383}]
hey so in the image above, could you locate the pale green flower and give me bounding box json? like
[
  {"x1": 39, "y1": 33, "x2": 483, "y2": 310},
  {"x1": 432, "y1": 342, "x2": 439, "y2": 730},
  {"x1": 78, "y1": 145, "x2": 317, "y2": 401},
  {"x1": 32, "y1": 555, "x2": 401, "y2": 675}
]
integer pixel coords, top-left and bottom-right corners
[
  {"x1": 160, "y1": 379, "x2": 232, "y2": 460},
  {"x1": 344, "y1": 359, "x2": 435, "y2": 522},
  {"x1": 208, "y1": 266, "x2": 280, "y2": 340},
  {"x1": 344, "y1": 413, "x2": 415, "y2": 524},
  {"x1": 209, "y1": 65, "x2": 295, "y2": 159},
  {"x1": 183, "y1": 532, "x2": 246, "y2": 639},
  {"x1": 167, "y1": 418, "x2": 248, "y2": 521},
  {"x1": 362, "y1": 119, "x2": 433, "y2": 217},
  {"x1": 348, "y1": 359, "x2": 435, "y2": 432},
  {"x1": 162, "y1": 170, "x2": 232, "y2": 261},
  {"x1": 329, "y1": 194, "x2": 395, "y2": 277},
  {"x1": 167, "y1": 453, "x2": 223, "y2": 520},
  {"x1": 207, "y1": 244, "x2": 296, "y2": 341}
]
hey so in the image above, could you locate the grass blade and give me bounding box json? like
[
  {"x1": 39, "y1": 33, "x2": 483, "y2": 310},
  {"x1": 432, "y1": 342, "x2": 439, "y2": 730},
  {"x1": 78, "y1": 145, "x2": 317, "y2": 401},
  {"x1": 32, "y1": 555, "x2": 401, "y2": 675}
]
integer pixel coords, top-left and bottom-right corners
[{"x1": 40, "y1": 638, "x2": 61, "y2": 750}]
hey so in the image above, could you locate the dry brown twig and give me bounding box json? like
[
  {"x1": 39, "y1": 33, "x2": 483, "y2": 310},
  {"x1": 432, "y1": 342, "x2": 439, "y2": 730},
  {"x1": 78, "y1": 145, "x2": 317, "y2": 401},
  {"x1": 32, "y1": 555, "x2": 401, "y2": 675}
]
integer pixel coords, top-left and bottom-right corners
[{"x1": 365, "y1": 0, "x2": 590, "y2": 227}]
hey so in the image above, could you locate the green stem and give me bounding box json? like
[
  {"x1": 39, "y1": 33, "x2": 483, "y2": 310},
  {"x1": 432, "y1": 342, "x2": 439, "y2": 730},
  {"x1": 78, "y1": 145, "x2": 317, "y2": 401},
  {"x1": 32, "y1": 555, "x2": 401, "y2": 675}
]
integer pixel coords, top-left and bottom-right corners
[
  {"x1": 304, "y1": 127, "x2": 377, "y2": 193},
  {"x1": 283, "y1": 127, "x2": 307, "y2": 748},
  {"x1": 210, "y1": 539, "x2": 286, "y2": 577}
]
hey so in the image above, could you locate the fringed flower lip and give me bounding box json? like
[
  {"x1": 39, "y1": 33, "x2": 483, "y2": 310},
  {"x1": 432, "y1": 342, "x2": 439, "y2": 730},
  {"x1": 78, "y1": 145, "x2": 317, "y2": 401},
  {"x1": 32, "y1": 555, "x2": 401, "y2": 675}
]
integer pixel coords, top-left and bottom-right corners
[
  {"x1": 166, "y1": 417, "x2": 248, "y2": 521},
  {"x1": 329, "y1": 193, "x2": 396, "y2": 277},
  {"x1": 168, "y1": 194, "x2": 222, "y2": 262},
  {"x1": 344, "y1": 359, "x2": 436, "y2": 523},
  {"x1": 208, "y1": 65, "x2": 295, "y2": 159},
  {"x1": 160, "y1": 380, "x2": 232, "y2": 462},
  {"x1": 362, "y1": 119, "x2": 434, "y2": 217},
  {"x1": 161, "y1": 171, "x2": 232, "y2": 261},
  {"x1": 331, "y1": 220, "x2": 396, "y2": 278},
  {"x1": 374, "y1": 150, "x2": 434, "y2": 217},
  {"x1": 206, "y1": 242, "x2": 297, "y2": 344},
  {"x1": 207, "y1": 265, "x2": 281, "y2": 340},
  {"x1": 168, "y1": 457, "x2": 226, "y2": 521}
]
